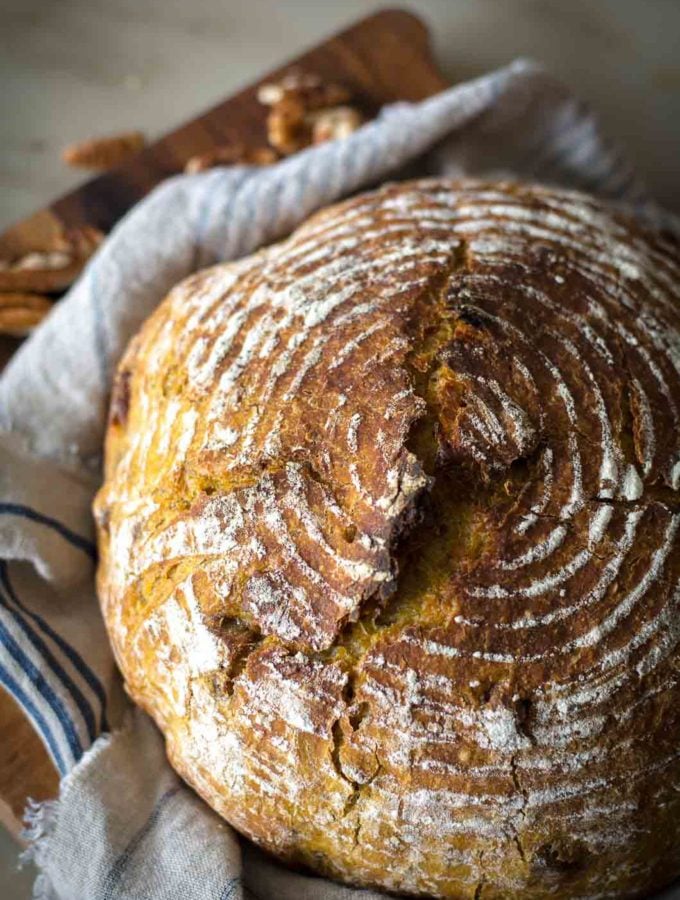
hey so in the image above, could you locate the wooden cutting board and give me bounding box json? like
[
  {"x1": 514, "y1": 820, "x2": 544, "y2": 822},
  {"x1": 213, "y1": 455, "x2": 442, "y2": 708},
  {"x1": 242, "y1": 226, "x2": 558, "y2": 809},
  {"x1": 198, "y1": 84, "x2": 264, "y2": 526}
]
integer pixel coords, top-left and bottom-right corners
[{"x1": 0, "y1": 7, "x2": 448, "y2": 839}]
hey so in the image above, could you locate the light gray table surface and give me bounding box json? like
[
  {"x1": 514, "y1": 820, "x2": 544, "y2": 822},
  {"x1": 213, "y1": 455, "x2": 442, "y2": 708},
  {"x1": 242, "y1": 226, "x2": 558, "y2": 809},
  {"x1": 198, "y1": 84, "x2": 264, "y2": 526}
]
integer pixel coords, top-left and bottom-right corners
[
  {"x1": 2, "y1": 0, "x2": 680, "y2": 233},
  {"x1": 1, "y1": 0, "x2": 679, "y2": 896}
]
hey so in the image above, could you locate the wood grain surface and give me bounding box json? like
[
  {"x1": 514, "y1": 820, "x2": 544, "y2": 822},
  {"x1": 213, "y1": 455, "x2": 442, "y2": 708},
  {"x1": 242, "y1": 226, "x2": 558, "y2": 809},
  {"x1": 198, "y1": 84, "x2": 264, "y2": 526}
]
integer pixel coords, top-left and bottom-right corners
[
  {"x1": 0, "y1": 688, "x2": 59, "y2": 839},
  {"x1": 0, "y1": 8, "x2": 447, "y2": 258},
  {"x1": 0, "y1": 7, "x2": 447, "y2": 839}
]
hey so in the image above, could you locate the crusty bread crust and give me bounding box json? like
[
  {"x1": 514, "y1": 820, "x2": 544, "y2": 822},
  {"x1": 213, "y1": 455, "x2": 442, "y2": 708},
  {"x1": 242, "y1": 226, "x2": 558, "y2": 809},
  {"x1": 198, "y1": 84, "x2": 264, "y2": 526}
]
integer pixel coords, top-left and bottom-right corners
[{"x1": 94, "y1": 180, "x2": 680, "y2": 898}]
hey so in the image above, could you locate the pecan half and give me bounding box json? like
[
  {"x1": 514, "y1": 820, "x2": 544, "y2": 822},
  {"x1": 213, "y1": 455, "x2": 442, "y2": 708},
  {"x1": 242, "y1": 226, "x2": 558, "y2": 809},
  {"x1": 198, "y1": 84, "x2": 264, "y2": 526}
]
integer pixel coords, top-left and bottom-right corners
[
  {"x1": 267, "y1": 100, "x2": 313, "y2": 155},
  {"x1": 310, "y1": 106, "x2": 363, "y2": 144},
  {"x1": 0, "y1": 293, "x2": 52, "y2": 337},
  {"x1": 62, "y1": 130, "x2": 146, "y2": 170},
  {"x1": 185, "y1": 144, "x2": 279, "y2": 174},
  {"x1": 257, "y1": 70, "x2": 351, "y2": 111},
  {"x1": 0, "y1": 227, "x2": 104, "y2": 293}
]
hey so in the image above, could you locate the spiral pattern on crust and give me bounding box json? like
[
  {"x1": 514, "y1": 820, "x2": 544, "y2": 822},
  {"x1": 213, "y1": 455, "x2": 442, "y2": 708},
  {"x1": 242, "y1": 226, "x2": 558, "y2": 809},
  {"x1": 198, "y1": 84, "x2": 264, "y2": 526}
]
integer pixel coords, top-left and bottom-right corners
[{"x1": 95, "y1": 180, "x2": 680, "y2": 899}]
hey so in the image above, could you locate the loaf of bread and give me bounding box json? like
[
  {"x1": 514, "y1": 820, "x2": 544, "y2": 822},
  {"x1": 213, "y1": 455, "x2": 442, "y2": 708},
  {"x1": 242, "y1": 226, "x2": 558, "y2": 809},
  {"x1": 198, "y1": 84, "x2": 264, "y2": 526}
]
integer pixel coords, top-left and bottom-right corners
[{"x1": 94, "y1": 179, "x2": 680, "y2": 899}]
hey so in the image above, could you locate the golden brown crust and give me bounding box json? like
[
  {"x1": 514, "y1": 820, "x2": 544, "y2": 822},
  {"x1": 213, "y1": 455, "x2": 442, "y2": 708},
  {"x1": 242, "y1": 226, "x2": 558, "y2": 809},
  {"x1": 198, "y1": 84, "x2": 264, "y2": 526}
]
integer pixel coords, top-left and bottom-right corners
[{"x1": 95, "y1": 179, "x2": 680, "y2": 898}]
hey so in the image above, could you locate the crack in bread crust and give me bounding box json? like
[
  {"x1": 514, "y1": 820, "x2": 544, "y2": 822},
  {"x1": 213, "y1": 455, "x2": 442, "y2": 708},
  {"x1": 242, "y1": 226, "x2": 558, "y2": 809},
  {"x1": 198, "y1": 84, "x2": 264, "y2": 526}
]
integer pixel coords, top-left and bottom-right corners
[{"x1": 95, "y1": 179, "x2": 680, "y2": 899}]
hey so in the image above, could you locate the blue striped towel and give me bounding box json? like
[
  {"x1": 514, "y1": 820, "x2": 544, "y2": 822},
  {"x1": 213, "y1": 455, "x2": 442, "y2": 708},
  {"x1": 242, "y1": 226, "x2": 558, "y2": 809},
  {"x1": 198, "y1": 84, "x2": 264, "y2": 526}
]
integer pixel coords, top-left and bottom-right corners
[{"x1": 0, "y1": 59, "x2": 677, "y2": 899}]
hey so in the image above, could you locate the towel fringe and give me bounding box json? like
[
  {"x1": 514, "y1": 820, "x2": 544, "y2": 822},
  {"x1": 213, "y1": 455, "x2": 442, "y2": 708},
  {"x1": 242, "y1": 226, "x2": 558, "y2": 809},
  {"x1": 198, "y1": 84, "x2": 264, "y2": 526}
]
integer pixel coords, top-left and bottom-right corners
[{"x1": 21, "y1": 796, "x2": 61, "y2": 899}]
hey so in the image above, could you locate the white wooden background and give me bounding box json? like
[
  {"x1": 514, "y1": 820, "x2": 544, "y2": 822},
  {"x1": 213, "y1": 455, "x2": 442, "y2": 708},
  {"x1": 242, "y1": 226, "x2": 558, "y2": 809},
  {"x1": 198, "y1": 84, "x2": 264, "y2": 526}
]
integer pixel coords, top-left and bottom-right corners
[{"x1": 1, "y1": 0, "x2": 680, "y2": 231}]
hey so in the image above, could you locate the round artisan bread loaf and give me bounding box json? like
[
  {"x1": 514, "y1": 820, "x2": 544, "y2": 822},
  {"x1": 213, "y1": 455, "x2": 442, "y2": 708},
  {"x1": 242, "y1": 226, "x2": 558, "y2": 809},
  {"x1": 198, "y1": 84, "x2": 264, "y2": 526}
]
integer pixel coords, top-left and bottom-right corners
[{"x1": 94, "y1": 179, "x2": 680, "y2": 899}]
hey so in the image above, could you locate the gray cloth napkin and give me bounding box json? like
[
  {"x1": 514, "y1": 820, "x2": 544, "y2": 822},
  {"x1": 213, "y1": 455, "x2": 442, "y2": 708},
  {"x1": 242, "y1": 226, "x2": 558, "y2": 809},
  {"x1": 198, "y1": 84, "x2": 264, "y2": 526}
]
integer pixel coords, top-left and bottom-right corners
[{"x1": 0, "y1": 59, "x2": 675, "y2": 899}]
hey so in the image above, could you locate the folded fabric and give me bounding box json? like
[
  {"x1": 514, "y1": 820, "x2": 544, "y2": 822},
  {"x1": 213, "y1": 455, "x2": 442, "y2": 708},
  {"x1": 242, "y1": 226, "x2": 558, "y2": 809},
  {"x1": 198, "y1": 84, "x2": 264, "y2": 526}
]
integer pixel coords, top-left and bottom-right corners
[{"x1": 0, "y1": 59, "x2": 676, "y2": 899}]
